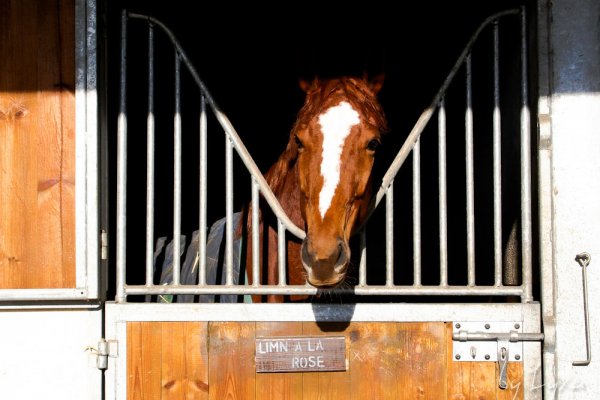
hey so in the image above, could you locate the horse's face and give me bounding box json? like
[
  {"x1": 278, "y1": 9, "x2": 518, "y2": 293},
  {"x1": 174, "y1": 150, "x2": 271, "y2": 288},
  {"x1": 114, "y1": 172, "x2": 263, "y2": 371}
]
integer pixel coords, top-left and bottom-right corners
[{"x1": 293, "y1": 77, "x2": 387, "y2": 288}]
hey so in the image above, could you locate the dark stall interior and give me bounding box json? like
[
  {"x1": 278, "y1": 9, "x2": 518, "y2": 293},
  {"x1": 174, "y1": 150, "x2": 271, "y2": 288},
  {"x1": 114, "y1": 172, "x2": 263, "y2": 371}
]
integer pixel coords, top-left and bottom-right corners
[{"x1": 102, "y1": 0, "x2": 538, "y2": 302}]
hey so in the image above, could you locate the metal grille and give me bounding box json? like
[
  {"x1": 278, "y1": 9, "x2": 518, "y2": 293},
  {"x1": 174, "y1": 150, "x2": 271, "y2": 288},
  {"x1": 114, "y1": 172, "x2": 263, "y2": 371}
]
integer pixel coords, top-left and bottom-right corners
[{"x1": 116, "y1": 8, "x2": 533, "y2": 303}]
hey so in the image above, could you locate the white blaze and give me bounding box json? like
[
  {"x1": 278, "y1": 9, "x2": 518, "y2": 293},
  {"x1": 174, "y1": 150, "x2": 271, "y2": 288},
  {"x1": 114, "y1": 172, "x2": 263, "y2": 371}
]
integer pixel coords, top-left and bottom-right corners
[{"x1": 317, "y1": 101, "x2": 360, "y2": 218}]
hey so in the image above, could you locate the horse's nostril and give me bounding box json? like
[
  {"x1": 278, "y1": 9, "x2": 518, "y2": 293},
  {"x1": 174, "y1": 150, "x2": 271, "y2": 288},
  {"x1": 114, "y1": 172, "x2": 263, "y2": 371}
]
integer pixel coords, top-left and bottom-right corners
[
  {"x1": 301, "y1": 240, "x2": 312, "y2": 269},
  {"x1": 301, "y1": 238, "x2": 348, "y2": 272},
  {"x1": 334, "y1": 242, "x2": 349, "y2": 272}
]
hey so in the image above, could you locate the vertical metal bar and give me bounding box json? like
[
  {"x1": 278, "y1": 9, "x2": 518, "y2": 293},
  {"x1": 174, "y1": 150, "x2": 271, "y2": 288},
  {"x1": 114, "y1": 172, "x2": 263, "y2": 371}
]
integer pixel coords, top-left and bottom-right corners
[
  {"x1": 277, "y1": 220, "x2": 286, "y2": 286},
  {"x1": 520, "y1": 7, "x2": 533, "y2": 302},
  {"x1": 493, "y1": 21, "x2": 503, "y2": 287},
  {"x1": 172, "y1": 51, "x2": 182, "y2": 286},
  {"x1": 413, "y1": 139, "x2": 422, "y2": 286},
  {"x1": 359, "y1": 229, "x2": 367, "y2": 286},
  {"x1": 145, "y1": 23, "x2": 155, "y2": 287},
  {"x1": 386, "y1": 182, "x2": 394, "y2": 287},
  {"x1": 465, "y1": 55, "x2": 476, "y2": 286},
  {"x1": 438, "y1": 98, "x2": 448, "y2": 287},
  {"x1": 116, "y1": 10, "x2": 128, "y2": 302},
  {"x1": 198, "y1": 95, "x2": 207, "y2": 285},
  {"x1": 225, "y1": 134, "x2": 234, "y2": 286},
  {"x1": 251, "y1": 179, "x2": 260, "y2": 286}
]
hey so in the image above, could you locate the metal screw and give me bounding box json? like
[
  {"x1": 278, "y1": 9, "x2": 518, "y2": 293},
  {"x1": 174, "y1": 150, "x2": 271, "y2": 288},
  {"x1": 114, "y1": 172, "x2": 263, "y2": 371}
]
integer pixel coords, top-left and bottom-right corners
[
  {"x1": 484, "y1": 323, "x2": 490, "y2": 329},
  {"x1": 455, "y1": 354, "x2": 461, "y2": 360},
  {"x1": 485, "y1": 354, "x2": 490, "y2": 360},
  {"x1": 514, "y1": 323, "x2": 520, "y2": 329},
  {"x1": 515, "y1": 354, "x2": 521, "y2": 360},
  {"x1": 455, "y1": 323, "x2": 461, "y2": 329}
]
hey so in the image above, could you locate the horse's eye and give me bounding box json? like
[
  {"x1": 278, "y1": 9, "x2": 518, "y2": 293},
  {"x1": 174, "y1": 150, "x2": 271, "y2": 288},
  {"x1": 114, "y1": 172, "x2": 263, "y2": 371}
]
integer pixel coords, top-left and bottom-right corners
[
  {"x1": 367, "y1": 139, "x2": 380, "y2": 151},
  {"x1": 295, "y1": 135, "x2": 304, "y2": 149}
]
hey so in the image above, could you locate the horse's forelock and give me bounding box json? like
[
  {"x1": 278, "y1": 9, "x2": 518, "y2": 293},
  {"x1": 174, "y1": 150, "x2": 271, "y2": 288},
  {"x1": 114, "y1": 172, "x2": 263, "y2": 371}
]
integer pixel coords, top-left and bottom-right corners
[
  {"x1": 267, "y1": 77, "x2": 388, "y2": 199},
  {"x1": 292, "y1": 77, "x2": 388, "y2": 135}
]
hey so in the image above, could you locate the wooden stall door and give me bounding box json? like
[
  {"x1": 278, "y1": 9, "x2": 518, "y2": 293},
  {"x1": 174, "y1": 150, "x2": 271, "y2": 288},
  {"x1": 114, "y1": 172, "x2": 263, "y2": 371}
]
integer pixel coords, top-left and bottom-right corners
[
  {"x1": 0, "y1": 0, "x2": 75, "y2": 289},
  {"x1": 127, "y1": 322, "x2": 523, "y2": 399}
]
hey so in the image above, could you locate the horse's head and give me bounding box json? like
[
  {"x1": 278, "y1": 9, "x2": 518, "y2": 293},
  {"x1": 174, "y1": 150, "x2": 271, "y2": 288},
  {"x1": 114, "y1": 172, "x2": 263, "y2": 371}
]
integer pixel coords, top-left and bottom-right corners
[{"x1": 291, "y1": 75, "x2": 388, "y2": 288}]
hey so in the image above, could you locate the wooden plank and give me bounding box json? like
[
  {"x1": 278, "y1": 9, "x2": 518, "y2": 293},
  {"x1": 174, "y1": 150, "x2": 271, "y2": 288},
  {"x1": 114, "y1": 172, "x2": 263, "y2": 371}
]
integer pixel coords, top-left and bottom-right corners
[
  {"x1": 392, "y1": 322, "x2": 447, "y2": 400},
  {"x1": 301, "y1": 322, "x2": 351, "y2": 400},
  {"x1": 161, "y1": 322, "x2": 209, "y2": 399},
  {"x1": 127, "y1": 320, "x2": 524, "y2": 399},
  {"x1": 127, "y1": 322, "x2": 162, "y2": 400},
  {"x1": 209, "y1": 322, "x2": 255, "y2": 400},
  {"x1": 347, "y1": 322, "x2": 399, "y2": 400},
  {"x1": 57, "y1": 0, "x2": 76, "y2": 288},
  {"x1": 469, "y1": 362, "x2": 496, "y2": 399},
  {"x1": 0, "y1": 0, "x2": 75, "y2": 289},
  {"x1": 255, "y1": 322, "x2": 303, "y2": 400}
]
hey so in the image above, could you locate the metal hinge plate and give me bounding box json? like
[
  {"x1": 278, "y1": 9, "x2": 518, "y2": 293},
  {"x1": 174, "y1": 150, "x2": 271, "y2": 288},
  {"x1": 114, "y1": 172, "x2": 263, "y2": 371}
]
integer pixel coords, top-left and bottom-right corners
[
  {"x1": 101, "y1": 230, "x2": 108, "y2": 260},
  {"x1": 96, "y1": 338, "x2": 119, "y2": 370},
  {"x1": 452, "y1": 321, "x2": 523, "y2": 362}
]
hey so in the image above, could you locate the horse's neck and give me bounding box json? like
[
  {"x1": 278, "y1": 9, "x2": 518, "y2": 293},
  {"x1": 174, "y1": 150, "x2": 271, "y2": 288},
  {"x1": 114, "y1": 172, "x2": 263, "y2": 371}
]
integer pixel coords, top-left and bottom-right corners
[{"x1": 272, "y1": 162, "x2": 305, "y2": 229}]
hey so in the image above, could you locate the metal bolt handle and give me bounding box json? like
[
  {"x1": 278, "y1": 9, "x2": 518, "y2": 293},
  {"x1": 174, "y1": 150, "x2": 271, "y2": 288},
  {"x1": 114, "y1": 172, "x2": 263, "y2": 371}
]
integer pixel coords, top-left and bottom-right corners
[{"x1": 573, "y1": 252, "x2": 591, "y2": 366}]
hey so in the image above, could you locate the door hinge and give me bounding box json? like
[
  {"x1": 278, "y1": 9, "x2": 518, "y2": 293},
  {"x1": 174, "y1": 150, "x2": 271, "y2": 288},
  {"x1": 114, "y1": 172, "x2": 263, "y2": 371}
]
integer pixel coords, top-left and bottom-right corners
[
  {"x1": 94, "y1": 338, "x2": 118, "y2": 370},
  {"x1": 452, "y1": 321, "x2": 544, "y2": 390},
  {"x1": 101, "y1": 230, "x2": 108, "y2": 260}
]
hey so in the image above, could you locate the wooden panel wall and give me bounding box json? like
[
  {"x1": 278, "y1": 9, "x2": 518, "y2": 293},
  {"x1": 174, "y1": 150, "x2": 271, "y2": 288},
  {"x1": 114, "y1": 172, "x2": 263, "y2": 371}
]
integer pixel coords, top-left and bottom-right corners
[
  {"x1": 127, "y1": 322, "x2": 523, "y2": 400},
  {"x1": 0, "y1": 0, "x2": 75, "y2": 288}
]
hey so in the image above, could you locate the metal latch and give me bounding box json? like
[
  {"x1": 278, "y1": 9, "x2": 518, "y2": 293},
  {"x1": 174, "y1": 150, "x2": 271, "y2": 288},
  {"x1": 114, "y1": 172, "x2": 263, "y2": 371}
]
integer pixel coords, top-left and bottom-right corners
[
  {"x1": 452, "y1": 321, "x2": 544, "y2": 390},
  {"x1": 90, "y1": 338, "x2": 119, "y2": 370}
]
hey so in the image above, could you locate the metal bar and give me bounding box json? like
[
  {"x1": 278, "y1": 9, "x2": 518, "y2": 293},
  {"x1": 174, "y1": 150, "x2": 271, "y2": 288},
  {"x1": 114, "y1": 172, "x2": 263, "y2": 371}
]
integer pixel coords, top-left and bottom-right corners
[
  {"x1": 453, "y1": 332, "x2": 545, "y2": 342},
  {"x1": 573, "y1": 253, "x2": 592, "y2": 366},
  {"x1": 124, "y1": 285, "x2": 525, "y2": 297},
  {"x1": 413, "y1": 140, "x2": 422, "y2": 286},
  {"x1": 105, "y1": 302, "x2": 539, "y2": 324},
  {"x1": 127, "y1": 13, "x2": 304, "y2": 239},
  {"x1": 374, "y1": 9, "x2": 520, "y2": 207},
  {"x1": 252, "y1": 179, "x2": 260, "y2": 286},
  {"x1": 278, "y1": 220, "x2": 287, "y2": 286},
  {"x1": 386, "y1": 182, "x2": 394, "y2": 286},
  {"x1": 118, "y1": 11, "x2": 531, "y2": 302},
  {"x1": 225, "y1": 135, "x2": 234, "y2": 286},
  {"x1": 519, "y1": 6, "x2": 533, "y2": 302},
  {"x1": 198, "y1": 95, "x2": 207, "y2": 285},
  {"x1": 0, "y1": 289, "x2": 94, "y2": 301},
  {"x1": 172, "y1": 51, "x2": 182, "y2": 286},
  {"x1": 218, "y1": 111, "x2": 304, "y2": 239},
  {"x1": 493, "y1": 21, "x2": 503, "y2": 287},
  {"x1": 145, "y1": 23, "x2": 155, "y2": 287},
  {"x1": 465, "y1": 54, "x2": 476, "y2": 286},
  {"x1": 116, "y1": 10, "x2": 128, "y2": 303},
  {"x1": 359, "y1": 229, "x2": 367, "y2": 286},
  {"x1": 438, "y1": 99, "x2": 448, "y2": 286}
]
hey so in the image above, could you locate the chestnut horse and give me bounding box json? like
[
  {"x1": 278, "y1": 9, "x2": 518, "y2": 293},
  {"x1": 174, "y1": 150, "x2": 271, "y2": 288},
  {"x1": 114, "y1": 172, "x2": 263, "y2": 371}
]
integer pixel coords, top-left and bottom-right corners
[{"x1": 241, "y1": 75, "x2": 388, "y2": 302}]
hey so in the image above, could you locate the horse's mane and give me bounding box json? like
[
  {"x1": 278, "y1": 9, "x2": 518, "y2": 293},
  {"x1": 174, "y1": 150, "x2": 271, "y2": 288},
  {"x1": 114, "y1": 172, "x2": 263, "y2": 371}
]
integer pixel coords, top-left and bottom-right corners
[{"x1": 265, "y1": 76, "x2": 389, "y2": 195}]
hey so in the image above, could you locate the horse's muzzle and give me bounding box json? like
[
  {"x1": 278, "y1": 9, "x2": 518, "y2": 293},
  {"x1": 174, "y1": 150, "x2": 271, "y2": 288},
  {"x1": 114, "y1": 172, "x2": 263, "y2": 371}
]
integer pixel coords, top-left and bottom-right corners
[{"x1": 300, "y1": 238, "x2": 349, "y2": 287}]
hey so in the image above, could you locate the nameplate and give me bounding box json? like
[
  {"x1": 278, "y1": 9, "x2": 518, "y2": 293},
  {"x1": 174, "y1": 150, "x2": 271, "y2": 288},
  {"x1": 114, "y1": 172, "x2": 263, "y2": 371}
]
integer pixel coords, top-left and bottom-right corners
[{"x1": 255, "y1": 336, "x2": 346, "y2": 373}]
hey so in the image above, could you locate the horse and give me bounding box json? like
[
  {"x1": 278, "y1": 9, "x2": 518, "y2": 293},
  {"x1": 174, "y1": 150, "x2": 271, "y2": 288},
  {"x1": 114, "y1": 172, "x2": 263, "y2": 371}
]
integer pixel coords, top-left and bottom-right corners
[{"x1": 239, "y1": 75, "x2": 389, "y2": 303}]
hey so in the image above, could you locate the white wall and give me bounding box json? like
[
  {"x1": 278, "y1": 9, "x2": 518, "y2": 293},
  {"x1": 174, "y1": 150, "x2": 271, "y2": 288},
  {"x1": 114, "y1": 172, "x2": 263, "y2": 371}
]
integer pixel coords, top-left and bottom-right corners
[
  {"x1": 541, "y1": 0, "x2": 600, "y2": 397},
  {"x1": 0, "y1": 308, "x2": 103, "y2": 400}
]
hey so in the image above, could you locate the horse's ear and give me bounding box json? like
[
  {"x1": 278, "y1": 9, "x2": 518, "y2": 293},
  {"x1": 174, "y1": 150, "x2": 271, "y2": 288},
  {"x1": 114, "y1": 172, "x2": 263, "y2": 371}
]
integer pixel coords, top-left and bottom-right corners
[
  {"x1": 299, "y1": 79, "x2": 311, "y2": 93},
  {"x1": 363, "y1": 72, "x2": 385, "y2": 95},
  {"x1": 299, "y1": 77, "x2": 318, "y2": 93}
]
